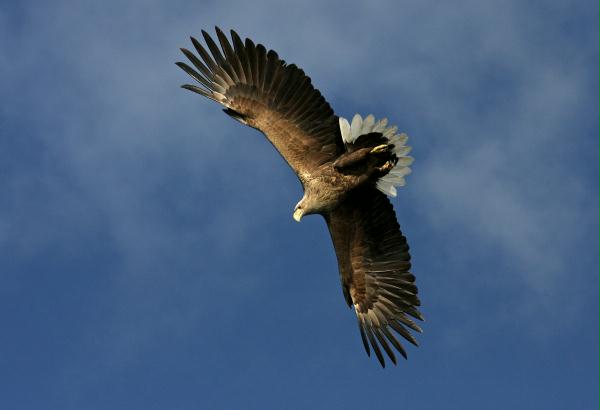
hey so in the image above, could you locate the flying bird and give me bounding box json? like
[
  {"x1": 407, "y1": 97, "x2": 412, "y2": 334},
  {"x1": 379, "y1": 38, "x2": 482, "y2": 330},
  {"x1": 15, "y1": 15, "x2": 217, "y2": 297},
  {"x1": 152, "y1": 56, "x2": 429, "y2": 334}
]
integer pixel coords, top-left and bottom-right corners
[{"x1": 176, "y1": 27, "x2": 423, "y2": 367}]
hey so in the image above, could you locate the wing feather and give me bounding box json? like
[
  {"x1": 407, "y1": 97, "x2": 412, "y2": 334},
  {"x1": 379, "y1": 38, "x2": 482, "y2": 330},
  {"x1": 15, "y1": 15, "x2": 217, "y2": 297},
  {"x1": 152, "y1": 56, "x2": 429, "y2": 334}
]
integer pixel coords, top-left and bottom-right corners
[
  {"x1": 175, "y1": 61, "x2": 214, "y2": 93},
  {"x1": 216, "y1": 27, "x2": 246, "y2": 84},
  {"x1": 178, "y1": 48, "x2": 214, "y2": 85},
  {"x1": 373, "y1": 327, "x2": 397, "y2": 365},
  {"x1": 326, "y1": 187, "x2": 423, "y2": 367},
  {"x1": 381, "y1": 326, "x2": 407, "y2": 359},
  {"x1": 201, "y1": 29, "x2": 231, "y2": 78},
  {"x1": 356, "y1": 316, "x2": 371, "y2": 356},
  {"x1": 178, "y1": 27, "x2": 344, "y2": 177},
  {"x1": 244, "y1": 37, "x2": 260, "y2": 87},
  {"x1": 365, "y1": 324, "x2": 386, "y2": 367},
  {"x1": 191, "y1": 37, "x2": 219, "y2": 76},
  {"x1": 255, "y1": 43, "x2": 268, "y2": 94}
]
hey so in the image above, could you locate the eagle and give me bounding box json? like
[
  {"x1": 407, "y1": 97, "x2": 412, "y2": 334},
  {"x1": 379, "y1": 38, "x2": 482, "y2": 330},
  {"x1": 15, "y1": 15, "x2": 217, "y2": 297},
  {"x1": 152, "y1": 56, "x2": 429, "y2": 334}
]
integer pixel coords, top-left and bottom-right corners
[{"x1": 176, "y1": 27, "x2": 423, "y2": 367}]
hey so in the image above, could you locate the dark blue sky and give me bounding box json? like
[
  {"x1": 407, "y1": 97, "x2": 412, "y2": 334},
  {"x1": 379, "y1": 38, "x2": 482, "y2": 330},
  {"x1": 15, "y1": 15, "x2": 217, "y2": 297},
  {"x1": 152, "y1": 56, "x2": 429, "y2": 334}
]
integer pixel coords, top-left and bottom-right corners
[{"x1": 1, "y1": 1, "x2": 598, "y2": 409}]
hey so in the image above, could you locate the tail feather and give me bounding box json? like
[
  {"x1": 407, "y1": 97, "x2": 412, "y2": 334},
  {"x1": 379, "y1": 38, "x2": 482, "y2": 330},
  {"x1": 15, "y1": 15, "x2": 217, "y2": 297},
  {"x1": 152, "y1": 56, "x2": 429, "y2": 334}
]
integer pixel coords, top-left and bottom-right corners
[{"x1": 338, "y1": 114, "x2": 413, "y2": 197}]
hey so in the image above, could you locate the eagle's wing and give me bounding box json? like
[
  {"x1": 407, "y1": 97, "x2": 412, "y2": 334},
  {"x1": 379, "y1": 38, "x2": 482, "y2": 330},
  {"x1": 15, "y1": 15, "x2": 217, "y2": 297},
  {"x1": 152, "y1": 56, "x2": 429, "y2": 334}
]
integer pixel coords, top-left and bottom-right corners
[
  {"x1": 176, "y1": 27, "x2": 344, "y2": 179},
  {"x1": 326, "y1": 187, "x2": 423, "y2": 367}
]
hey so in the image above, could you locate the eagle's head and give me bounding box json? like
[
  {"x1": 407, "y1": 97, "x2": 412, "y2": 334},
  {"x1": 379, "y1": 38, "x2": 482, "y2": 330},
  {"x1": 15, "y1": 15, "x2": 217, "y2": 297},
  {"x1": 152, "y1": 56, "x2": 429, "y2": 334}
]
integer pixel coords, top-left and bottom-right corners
[
  {"x1": 293, "y1": 200, "x2": 307, "y2": 222},
  {"x1": 293, "y1": 195, "x2": 318, "y2": 222}
]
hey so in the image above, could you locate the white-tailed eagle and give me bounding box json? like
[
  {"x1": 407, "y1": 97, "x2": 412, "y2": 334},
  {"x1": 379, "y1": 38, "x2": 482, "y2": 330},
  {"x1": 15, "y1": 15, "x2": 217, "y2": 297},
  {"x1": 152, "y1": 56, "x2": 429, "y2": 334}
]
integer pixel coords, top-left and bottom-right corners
[{"x1": 177, "y1": 27, "x2": 423, "y2": 367}]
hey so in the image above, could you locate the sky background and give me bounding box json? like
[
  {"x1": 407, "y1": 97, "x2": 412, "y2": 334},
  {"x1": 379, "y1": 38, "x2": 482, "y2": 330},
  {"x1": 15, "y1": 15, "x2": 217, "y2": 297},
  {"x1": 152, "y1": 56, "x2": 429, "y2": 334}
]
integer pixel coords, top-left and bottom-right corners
[{"x1": 0, "y1": 0, "x2": 598, "y2": 409}]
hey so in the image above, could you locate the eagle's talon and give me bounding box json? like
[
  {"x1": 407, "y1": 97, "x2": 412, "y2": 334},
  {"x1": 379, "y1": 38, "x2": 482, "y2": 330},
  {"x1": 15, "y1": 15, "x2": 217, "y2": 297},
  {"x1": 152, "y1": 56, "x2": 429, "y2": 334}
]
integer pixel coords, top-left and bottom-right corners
[
  {"x1": 370, "y1": 144, "x2": 390, "y2": 154},
  {"x1": 378, "y1": 160, "x2": 395, "y2": 173}
]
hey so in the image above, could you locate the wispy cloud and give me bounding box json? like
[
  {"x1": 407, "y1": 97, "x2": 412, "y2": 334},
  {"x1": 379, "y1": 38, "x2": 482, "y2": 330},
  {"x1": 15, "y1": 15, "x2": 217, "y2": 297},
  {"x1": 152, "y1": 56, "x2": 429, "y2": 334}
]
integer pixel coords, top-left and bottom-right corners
[{"x1": 0, "y1": 0, "x2": 597, "y2": 407}]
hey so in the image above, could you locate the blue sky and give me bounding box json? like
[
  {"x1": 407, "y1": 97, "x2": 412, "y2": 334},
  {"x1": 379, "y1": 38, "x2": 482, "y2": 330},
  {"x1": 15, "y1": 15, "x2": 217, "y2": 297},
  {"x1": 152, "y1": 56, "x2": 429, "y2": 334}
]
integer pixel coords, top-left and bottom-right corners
[{"x1": 0, "y1": 0, "x2": 598, "y2": 409}]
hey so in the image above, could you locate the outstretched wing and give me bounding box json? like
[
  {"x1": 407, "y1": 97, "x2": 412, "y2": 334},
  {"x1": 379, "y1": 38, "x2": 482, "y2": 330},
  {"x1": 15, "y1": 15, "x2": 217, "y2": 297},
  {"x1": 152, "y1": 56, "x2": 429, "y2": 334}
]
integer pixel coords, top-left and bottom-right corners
[
  {"x1": 326, "y1": 187, "x2": 423, "y2": 367},
  {"x1": 176, "y1": 27, "x2": 344, "y2": 179}
]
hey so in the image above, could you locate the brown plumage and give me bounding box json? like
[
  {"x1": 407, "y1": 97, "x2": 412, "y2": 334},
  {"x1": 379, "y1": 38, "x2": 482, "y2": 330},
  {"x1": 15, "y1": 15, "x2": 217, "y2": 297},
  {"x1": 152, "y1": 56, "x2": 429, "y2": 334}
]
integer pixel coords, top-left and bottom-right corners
[{"x1": 177, "y1": 27, "x2": 422, "y2": 367}]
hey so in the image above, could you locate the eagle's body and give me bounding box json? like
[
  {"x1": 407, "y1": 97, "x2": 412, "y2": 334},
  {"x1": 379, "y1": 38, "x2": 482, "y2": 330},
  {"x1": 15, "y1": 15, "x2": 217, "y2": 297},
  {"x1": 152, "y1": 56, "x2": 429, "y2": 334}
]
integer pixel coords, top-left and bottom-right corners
[
  {"x1": 296, "y1": 152, "x2": 392, "y2": 217},
  {"x1": 177, "y1": 27, "x2": 422, "y2": 367}
]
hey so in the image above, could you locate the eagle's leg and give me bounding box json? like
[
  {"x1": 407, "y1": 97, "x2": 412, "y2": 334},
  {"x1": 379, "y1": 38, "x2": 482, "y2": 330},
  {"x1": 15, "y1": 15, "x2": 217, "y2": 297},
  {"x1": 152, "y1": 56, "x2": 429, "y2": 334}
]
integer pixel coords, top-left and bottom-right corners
[
  {"x1": 333, "y1": 148, "x2": 373, "y2": 170},
  {"x1": 334, "y1": 143, "x2": 396, "y2": 170},
  {"x1": 336, "y1": 153, "x2": 397, "y2": 185}
]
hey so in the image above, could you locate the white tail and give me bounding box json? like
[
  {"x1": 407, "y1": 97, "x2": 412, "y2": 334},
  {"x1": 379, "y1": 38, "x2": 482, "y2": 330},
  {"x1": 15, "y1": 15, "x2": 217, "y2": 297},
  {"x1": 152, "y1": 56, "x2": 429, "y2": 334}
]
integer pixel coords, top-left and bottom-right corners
[{"x1": 339, "y1": 114, "x2": 414, "y2": 197}]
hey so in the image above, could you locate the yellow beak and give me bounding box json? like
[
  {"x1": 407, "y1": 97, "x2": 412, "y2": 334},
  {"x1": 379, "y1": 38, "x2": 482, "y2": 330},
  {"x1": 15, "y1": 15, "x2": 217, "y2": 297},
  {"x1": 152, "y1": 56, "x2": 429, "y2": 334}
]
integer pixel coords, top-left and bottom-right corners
[{"x1": 293, "y1": 208, "x2": 304, "y2": 222}]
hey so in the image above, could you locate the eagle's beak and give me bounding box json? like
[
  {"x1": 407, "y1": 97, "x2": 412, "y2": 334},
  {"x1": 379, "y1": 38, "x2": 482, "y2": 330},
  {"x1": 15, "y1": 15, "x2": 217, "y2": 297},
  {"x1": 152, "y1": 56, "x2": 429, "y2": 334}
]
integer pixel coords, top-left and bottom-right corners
[{"x1": 293, "y1": 208, "x2": 304, "y2": 222}]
